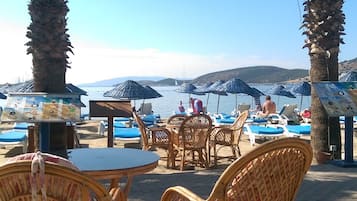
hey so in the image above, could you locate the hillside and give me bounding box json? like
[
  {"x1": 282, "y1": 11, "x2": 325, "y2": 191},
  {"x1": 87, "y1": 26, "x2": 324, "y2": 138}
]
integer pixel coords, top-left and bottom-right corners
[{"x1": 192, "y1": 66, "x2": 309, "y2": 84}]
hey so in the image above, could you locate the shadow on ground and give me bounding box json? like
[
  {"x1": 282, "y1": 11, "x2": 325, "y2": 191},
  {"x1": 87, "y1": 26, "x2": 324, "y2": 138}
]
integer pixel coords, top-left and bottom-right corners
[{"x1": 124, "y1": 163, "x2": 357, "y2": 201}]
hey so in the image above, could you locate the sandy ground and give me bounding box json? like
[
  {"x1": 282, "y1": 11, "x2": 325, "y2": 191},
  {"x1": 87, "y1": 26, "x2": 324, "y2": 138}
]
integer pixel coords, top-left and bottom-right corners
[{"x1": 1, "y1": 120, "x2": 357, "y2": 201}]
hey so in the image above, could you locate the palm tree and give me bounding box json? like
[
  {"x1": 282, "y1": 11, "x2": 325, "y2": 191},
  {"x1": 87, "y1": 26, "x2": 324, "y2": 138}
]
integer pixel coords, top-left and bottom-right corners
[
  {"x1": 302, "y1": 0, "x2": 345, "y2": 160},
  {"x1": 26, "y1": 0, "x2": 73, "y2": 157}
]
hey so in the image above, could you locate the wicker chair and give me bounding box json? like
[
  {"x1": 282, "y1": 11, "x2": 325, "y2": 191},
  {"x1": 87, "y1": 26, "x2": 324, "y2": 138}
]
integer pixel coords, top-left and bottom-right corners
[
  {"x1": 171, "y1": 114, "x2": 213, "y2": 171},
  {"x1": 209, "y1": 110, "x2": 249, "y2": 166},
  {"x1": 133, "y1": 111, "x2": 173, "y2": 168},
  {"x1": 167, "y1": 114, "x2": 187, "y2": 125},
  {"x1": 161, "y1": 137, "x2": 313, "y2": 201},
  {"x1": 0, "y1": 160, "x2": 119, "y2": 201}
]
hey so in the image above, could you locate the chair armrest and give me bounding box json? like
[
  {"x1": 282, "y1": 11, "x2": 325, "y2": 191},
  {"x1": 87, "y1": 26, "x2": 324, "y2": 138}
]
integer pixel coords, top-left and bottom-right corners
[
  {"x1": 109, "y1": 187, "x2": 125, "y2": 201},
  {"x1": 161, "y1": 186, "x2": 205, "y2": 201}
]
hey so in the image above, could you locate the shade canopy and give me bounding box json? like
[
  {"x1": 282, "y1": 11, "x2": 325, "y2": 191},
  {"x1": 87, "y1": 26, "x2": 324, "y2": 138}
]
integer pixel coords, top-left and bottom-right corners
[
  {"x1": 292, "y1": 81, "x2": 311, "y2": 111},
  {"x1": 0, "y1": 92, "x2": 6, "y2": 99},
  {"x1": 339, "y1": 71, "x2": 357, "y2": 82},
  {"x1": 193, "y1": 82, "x2": 213, "y2": 94},
  {"x1": 0, "y1": 80, "x2": 87, "y2": 95},
  {"x1": 249, "y1": 87, "x2": 265, "y2": 98},
  {"x1": 272, "y1": 85, "x2": 296, "y2": 98},
  {"x1": 144, "y1": 85, "x2": 163, "y2": 99},
  {"x1": 176, "y1": 83, "x2": 205, "y2": 95},
  {"x1": 104, "y1": 80, "x2": 161, "y2": 100},
  {"x1": 217, "y1": 78, "x2": 253, "y2": 95}
]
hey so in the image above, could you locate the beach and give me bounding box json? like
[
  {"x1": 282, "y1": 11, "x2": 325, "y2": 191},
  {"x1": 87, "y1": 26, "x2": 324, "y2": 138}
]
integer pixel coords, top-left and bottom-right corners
[{"x1": 1, "y1": 120, "x2": 357, "y2": 201}]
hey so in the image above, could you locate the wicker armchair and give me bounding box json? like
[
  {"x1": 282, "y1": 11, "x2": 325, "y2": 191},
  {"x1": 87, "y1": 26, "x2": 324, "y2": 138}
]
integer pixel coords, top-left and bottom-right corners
[
  {"x1": 161, "y1": 137, "x2": 313, "y2": 201},
  {"x1": 209, "y1": 110, "x2": 249, "y2": 166},
  {"x1": 133, "y1": 111, "x2": 173, "y2": 168},
  {"x1": 0, "y1": 160, "x2": 118, "y2": 201},
  {"x1": 167, "y1": 114, "x2": 187, "y2": 125},
  {"x1": 171, "y1": 114, "x2": 213, "y2": 171}
]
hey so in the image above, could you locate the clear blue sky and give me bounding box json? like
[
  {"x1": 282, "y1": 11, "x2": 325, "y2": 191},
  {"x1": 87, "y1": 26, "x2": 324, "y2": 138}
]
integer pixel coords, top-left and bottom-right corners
[{"x1": 0, "y1": 0, "x2": 356, "y2": 84}]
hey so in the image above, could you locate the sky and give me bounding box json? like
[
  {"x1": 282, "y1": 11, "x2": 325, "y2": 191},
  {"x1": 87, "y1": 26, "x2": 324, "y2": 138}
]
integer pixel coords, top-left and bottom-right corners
[{"x1": 0, "y1": 0, "x2": 356, "y2": 85}]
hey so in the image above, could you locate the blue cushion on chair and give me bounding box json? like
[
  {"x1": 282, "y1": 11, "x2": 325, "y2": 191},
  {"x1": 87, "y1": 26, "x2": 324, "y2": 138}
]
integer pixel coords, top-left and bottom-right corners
[
  {"x1": 0, "y1": 130, "x2": 27, "y2": 142},
  {"x1": 285, "y1": 125, "x2": 311, "y2": 135},
  {"x1": 249, "y1": 125, "x2": 284, "y2": 134},
  {"x1": 114, "y1": 127, "x2": 141, "y2": 139}
]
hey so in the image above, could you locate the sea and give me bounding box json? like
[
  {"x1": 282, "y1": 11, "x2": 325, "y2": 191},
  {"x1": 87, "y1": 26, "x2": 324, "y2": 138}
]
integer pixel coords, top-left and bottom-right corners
[{"x1": 80, "y1": 84, "x2": 311, "y2": 119}]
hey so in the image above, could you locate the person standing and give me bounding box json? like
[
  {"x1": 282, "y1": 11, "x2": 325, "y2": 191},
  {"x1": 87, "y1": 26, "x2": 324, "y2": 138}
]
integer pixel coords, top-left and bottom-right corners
[
  {"x1": 190, "y1": 98, "x2": 204, "y2": 114},
  {"x1": 178, "y1": 100, "x2": 185, "y2": 113}
]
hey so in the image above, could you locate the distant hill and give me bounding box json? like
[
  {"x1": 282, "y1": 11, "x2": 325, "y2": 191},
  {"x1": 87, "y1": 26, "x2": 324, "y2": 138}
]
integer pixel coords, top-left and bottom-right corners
[
  {"x1": 75, "y1": 57, "x2": 357, "y2": 87},
  {"x1": 192, "y1": 66, "x2": 309, "y2": 84},
  {"x1": 339, "y1": 57, "x2": 357, "y2": 72},
  {"x1": 78, "y1": 76, "x2": 167, "y2": 87}
]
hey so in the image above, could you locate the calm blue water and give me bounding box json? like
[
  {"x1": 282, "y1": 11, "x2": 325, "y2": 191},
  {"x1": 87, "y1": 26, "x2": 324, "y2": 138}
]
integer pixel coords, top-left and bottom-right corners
[{"x1": 80, "y1": 84, "x2": 311, "y2": 119}]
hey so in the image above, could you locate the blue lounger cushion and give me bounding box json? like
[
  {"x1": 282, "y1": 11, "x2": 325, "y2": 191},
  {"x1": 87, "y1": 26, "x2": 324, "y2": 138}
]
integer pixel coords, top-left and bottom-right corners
[
  {"x1": 0, "y1": 130, "x2": 27, "y2": 142},
  {"x1": 13, "y1": 123, "x2": 29, "y2": 130},
  {"x1": 249, "y1": 125, "x2": 284, "y2": 135},
  {"x1": 218, "y1": 118, "x2": 235, "y2": 124},
  {"x1": 114, "y1": 122, "x2": 126, "y2": 128},
  {"x1": 285, "y1": 125, "x2": 311, "y2": 135},
  {"x1": 114, "y1": 127, "x2": 141, "y2": 139},
  {"x1": 114, "y1": 117, "x2": 131, "y2": 122}
]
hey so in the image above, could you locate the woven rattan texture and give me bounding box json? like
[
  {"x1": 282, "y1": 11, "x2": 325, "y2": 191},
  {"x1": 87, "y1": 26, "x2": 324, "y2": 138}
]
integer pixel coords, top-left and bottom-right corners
[
  {"x1": 210, "y1": 110, "x2": 249, "y2": 166},
  {"x1": 0, "y1": 161, "x2": 113, "y2": 201},
  {"x1": 161, "y1": 137, "x2": 313, "y2": 201}
]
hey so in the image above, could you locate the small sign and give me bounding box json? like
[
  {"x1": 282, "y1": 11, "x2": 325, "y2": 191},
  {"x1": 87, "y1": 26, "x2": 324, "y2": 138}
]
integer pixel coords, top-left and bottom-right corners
[
  {"x1": 313, "y1": 82, "x2": 357, "y2": 117},
  {"x1": 89, "y1": 100, "x2": 132, "y2": 117},
  {"x1": 1, "y1": 93, "x2": 81, "y2": 122}
]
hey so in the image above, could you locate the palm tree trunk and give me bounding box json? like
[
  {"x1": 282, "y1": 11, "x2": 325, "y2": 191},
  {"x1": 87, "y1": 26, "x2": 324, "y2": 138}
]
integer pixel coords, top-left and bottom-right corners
[
  {"x1": 27, "y1": 0, "x2": 73, "y2": 158},
  {"x1": 302, "y1": 0, "x2": 345, "y2": 161}
]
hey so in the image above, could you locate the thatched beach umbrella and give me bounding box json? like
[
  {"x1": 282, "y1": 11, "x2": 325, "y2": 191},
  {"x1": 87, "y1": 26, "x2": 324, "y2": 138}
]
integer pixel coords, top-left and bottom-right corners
[
  {"x1": 206, "y1": 80, "x2": 227, "y2": 114},
  {"x1": 0, "y1": 92, "x2": 6, "y2": 99},
  {"x1": 176, "y1": 83, "x2": 205, "y2": 108},
  {"x1": 292, "y1": 81, "x2": 311, "y2": 111},
  {"x1": 194, "y1": 82, "x2": 213, "y2": 110},
  {"x1": 271, "y1": 85, "x2": 296, "y2": 107},
  {"x1": 339, "y1": 71, "x2": 357, "y2": 82},
  {"x1": 217, "y1": 78, "x2": 253, "y2": 112}
]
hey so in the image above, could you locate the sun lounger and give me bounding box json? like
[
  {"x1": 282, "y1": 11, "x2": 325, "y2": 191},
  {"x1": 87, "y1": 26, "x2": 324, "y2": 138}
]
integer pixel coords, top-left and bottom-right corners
[
  {"x1": 0, "y1": 130, "x2": 28, "y2": 153},
  {"x1": 283, "y1": 124, "x2": 311, "y2": 137},
  {"x1": 244, "y1": 125, "x2": 284, "y2": 146},
  {"x1": 113, "y1": 127, "x2": 141, "y2": 141}
]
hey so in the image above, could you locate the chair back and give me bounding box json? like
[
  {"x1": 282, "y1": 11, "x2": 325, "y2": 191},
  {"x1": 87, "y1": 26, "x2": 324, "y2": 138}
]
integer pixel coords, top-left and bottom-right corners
[
  {"x1": 237, "y1": 104, "x2": 250, "y2": 114},
  {"x1": 0, "y1": 160, "x2": 112, "y2": 201},
  {"x1": 177, "y1": 114, "x2": 212, "y2": 149},
  {"x1": 207, "y1": 138, "x2": 312, "y2": 201},
  {"x1": 167, "y1": 114, "x2": 186, "y2": 126},
  {"x1": 230, "y1": 110, "x2": 249, "y2": 145},
  {"x1": 133, "y1": 112, "x2": 149, "y2": 150}
]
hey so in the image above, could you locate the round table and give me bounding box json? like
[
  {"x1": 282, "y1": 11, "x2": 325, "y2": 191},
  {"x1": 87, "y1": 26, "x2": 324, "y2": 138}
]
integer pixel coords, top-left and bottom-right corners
[{"x1": 68, "y1": 148, "x2": 159, "y2": 200}]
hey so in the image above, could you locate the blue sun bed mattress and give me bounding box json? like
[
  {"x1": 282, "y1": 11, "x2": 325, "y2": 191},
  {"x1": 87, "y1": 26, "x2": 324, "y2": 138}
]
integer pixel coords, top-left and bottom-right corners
[
  {"x1": 13, "y1": 122, "x2": 30, "y2": 130},
  {"x1": 114, "y1": 127, "x2": 141, "y2": 139},
  {"x1": 249, "y1": 125, "x2": 284, "y2": 135},
  {"x1": 285, "y1": 125, "x2": 311, "y2": 135},
  {"x1": 0, "y1": 130, "x2": 27, "y2": 142}
]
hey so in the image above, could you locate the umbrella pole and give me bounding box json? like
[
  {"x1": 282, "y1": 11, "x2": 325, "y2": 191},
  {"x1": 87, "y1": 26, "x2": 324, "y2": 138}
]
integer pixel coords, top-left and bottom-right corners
[
  {"x1": 299, "y1": 95, "x2": 303, "y2": 112},
  {"x1": 216, "y1": 95, "x2": 221, "y2": 114},
  {"x1": 206, "y1": 93, "x2": 210, "y2": 112},
  {"x1": 235, "y1": 94, "x2": 238, "y2": 112}
]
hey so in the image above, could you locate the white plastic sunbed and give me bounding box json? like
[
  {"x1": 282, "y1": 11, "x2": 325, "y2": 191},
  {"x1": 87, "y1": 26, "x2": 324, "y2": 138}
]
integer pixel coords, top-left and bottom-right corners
[{"x1": 244, "y1": 124, "x2": 285, "y2": 146}]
